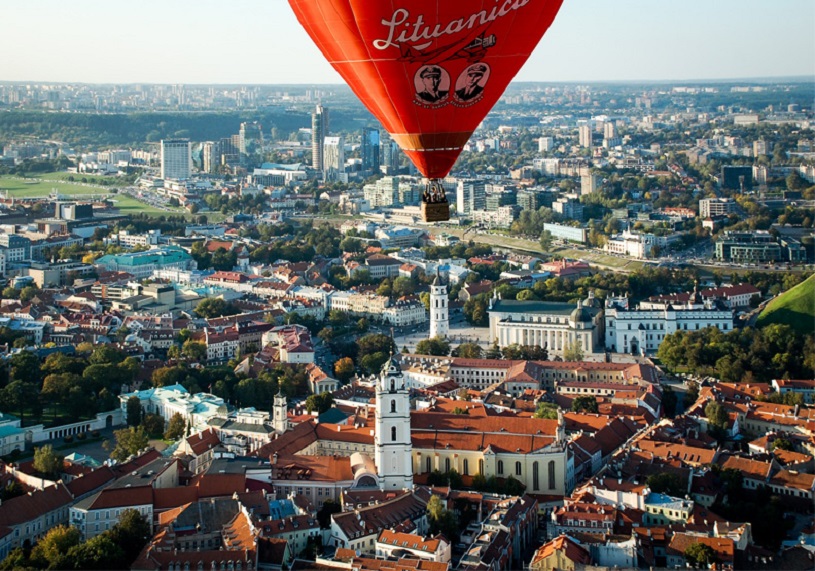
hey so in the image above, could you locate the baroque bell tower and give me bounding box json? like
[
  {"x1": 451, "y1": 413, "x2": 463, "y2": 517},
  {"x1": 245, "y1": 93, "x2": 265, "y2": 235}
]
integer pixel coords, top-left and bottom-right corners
[
  {"x1": 375, "y1": 356, "x2": 414, "y2": 490},
  {"x1": 429, "y1": 274, "x2": 449, "y2": 339}
]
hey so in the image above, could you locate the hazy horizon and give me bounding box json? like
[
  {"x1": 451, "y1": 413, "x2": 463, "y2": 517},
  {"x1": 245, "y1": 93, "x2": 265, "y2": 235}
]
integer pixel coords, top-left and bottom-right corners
[{"x1": 1, "y1": 0, "x2": 812, "y2": 86}]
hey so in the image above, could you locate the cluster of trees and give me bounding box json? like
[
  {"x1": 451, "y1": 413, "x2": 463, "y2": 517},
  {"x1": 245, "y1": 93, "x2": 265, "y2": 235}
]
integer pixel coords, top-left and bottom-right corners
[
  {"x1": 704, "y1": 401, "x2": 730, "y2": 440},
  {"x1": 125, "y1": 398, "x2": 186, "y2": 440},
  {"x1": 304, "y1": 392, "x2": 335, "y2": 414},
  {"x1": 426, "y1": 495, "x2": 460, "y2": 544},
  {"x1": 190, "y1": 242, "x2": 238, "y2": 271},
  {"x1": 249, "y1": 223, "x2": 341, "y2": 263},
  {"x1": 0, "y1": 347, "x2": 139, "y2": 427},
  {"x1": 203, "y1": 192, "x2": 267, "y2": 216},
  {"x1": 708, "y1": 465, "x2": 791, "y2": 549},
  {"x1": 656, "y1": 324, "x2": 814, "y2": 383},
  {"x1": 414, "y1": 336, "x2": 451, "y2": 356},
  {"x1": 533, "y1": 402, "x2": 559, "y2": 419},
  {"x1": 32, "y1": 445, "x2": 64, "y2": 480},
  {"x1": 1, "y1": 284, "x2": 42, "y2": 303},
  {"x1": 0, "y1": 156, "x2": 74, "y2": 176},
  {"x1": 373, "y1": 276, "x2": 417, "y2": 299},
  {"x1": 330, "y1": 333, "x2": 396, "y2": 377},
  {"x1": 0, "y1": 509, "x2": 151, "y2": 570},
  {"x1": 193, "y1": 297, "x2": 241, "y2": 318},
  {"x1": 149, "y1": 361, "x2": 310, "y2": 410},
  {"x1": 571, "y1": 396, "x2": 599, "y2": 413},
  {"x1": 450, "y1": 342, "x2": 484, "y2": 359},
  {"x1": 422, "y1": 241, "x2": 493, "y2": 261}
]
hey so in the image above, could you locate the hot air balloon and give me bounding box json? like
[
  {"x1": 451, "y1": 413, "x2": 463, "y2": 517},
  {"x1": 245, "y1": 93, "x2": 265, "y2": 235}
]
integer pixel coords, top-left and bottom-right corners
[{"x1": 289, "y1": 0, "x2": 565, "y2": 222}]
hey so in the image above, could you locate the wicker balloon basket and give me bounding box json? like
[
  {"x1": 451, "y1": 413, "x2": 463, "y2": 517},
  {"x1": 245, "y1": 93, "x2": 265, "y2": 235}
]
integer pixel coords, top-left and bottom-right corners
[{"x1": 421, "y1": 201, "x2": 450, "y2": 222}]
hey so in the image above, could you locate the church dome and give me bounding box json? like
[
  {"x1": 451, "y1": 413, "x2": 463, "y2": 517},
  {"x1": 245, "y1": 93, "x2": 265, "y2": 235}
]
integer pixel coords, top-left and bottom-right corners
[{"x1": 570, "y1": 303, "x2": 592, "y2": 324}]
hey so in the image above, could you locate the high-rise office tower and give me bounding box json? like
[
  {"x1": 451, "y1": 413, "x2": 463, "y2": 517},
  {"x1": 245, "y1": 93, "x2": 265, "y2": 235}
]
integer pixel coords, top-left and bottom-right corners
[
  {"x1": 239, "y1": 121, "x2": 263, "y2": 155},
  {"x1": 160, "y1": 139, "x2": 191, "y2": 180},
  {"x1": 218, "y1": 137, "x2": 240, "y2": 167},
  {"x1": 361, "y1": 127, "x2": 381, "y2": 172},
  {"x1": 312, "y1": 104, "x2": 328, "y2": 172},
  {"x1": 380, "y1": 137, "x2": 403, "y2": 174},
  {"x1": 456, "y1": 179, "x2": 487, "y2": 214},
  {"x1": 323, "y1": 136, "x2": 345, "y2": 179}
]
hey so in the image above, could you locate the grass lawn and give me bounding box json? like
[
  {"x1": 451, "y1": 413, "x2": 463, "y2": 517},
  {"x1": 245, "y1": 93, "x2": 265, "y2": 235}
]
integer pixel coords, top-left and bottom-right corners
[
  {"x1": 0, "y1": 174, "x2": 199, "y2": 219},
  {"x1": 756, "y1": 274, "x2": 815, "y2": 335},
  {"x1": 0, "y1": 174, "x2": 114, "y2": 198},
  {"x1": 109, "y1": 194, "x2": 183, "y2": 217}
]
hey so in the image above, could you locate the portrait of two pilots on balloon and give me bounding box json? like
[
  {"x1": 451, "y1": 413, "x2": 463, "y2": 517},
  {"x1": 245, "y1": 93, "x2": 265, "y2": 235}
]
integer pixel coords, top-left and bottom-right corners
[{"x1": 414, "y1": 62, "x2": 490, "y2": 107}]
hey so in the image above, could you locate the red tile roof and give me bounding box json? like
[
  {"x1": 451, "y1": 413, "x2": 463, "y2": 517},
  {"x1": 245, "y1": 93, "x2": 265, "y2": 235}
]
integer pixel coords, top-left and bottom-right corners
[
  {"x1": 531, "y1": 534, "x2": 592, "y2": 567},
  {"x1": 0, "y1": 484, "x2": 73, "y2": 527}
]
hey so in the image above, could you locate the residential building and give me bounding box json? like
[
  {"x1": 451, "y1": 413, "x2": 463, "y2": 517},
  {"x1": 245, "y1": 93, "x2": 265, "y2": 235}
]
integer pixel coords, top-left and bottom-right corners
[
  {"x1": 699, "y1": 197, "x2": 736, "y2": 219},
  {"x1": 376, "y1": 531, "x2": 451, "y2": 563},
  {"x1": 578, "y1": 124, "x2": 592, "y2": 148},
  {"x1": 529, "y1": 535, "x2": 592, "y2": 571},
  {"x1": 771, "y1": 379, "x2": 815, "y2": 404},
  {"x1": 552, "y1": 198, "x2": 583, "y2": 221},
  {"x1": 0, "y1": 233, "x2": 31, "y2": 262}
]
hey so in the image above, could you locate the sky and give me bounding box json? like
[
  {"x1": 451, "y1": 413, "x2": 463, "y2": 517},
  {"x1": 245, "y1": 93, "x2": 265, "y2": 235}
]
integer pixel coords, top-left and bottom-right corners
[{"x1": 1, "y1": 0, "x2": 813, "y2": 85}]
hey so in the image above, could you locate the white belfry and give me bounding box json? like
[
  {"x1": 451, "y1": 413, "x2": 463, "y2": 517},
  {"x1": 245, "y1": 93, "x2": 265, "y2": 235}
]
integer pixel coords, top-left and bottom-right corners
[
  {"x1": 375, "y1": 357, "x2": 414, "y2": 490},
  {"x1": 273, "y1": 390, "x2": 288, "y2": 434},
  {"x1": 429, "y1": 275, "x2": 449, "y2": 339}
]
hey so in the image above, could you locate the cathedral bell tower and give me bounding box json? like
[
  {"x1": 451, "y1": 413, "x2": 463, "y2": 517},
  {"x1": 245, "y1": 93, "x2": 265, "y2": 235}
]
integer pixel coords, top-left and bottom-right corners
[
  {"x1": 429, "y1": 274, "x2": 449, "y2": 339},
  {"x1": 273, "y1": 389, "x2": 288, "y2": 434},
  {"x1": 375, "y1": 356, "x2": 414, "y2": 490}
]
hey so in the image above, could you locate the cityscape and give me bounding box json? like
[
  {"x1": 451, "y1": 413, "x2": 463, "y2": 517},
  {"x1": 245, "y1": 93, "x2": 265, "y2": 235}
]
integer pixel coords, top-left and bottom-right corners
[{"x1": 0, "y1": 6, "x2": 813, "y2": 571}]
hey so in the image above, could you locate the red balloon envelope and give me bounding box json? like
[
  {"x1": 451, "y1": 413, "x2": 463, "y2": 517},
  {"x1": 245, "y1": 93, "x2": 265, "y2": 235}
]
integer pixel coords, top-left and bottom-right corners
[{"x1": 289, "y1": 0, "x2": 564, "y2": 180}]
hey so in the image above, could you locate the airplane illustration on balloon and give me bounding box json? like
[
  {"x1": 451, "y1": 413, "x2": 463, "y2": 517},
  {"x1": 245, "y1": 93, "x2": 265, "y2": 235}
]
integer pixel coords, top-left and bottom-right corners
[{"x1": 399, "y1": 28, "x2": 497, "y2": 64}]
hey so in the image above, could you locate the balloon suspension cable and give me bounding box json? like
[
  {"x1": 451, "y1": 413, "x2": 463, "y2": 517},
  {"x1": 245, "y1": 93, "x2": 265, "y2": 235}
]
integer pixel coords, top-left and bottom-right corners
[{"x1": 422, "y1": 179, "x2": 447, "y2": 204}]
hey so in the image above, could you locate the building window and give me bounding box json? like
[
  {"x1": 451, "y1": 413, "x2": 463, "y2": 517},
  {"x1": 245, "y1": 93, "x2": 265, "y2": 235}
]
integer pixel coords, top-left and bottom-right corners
[
  {"x1": 391, "y1": 426, "x2": 397, "y2": 441},
  {"x1": 548, "y1": 460, "x2": 556, "y2": 490},
  {"x1": 498, "y1": 460, "x2": 504, "y2": 474},
  {"x1": 445, "y1": 458, "x2": 451, "y2": 473},
  {"x1": 515, "y1": 461, "x2": 522, "y2": 476},
  {"x1": 390, "y1": 400, "x2": 396, "y2": 413},
  {"x1": 463, "y1": 459, "x2": 469, "y2": 475},
  {"x1": 426, "y1": 457, "x2": 431, "y2": 473},
  {"x1": 532, "y1": 462, "x2": 539, "y2": 491}
]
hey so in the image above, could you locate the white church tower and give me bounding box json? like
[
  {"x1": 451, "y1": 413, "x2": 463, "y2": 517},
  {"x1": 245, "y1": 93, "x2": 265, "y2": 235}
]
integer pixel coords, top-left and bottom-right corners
[
  {"x1": 375, "y1": 356, "x2": 414, "y2": 490},
  {"x1": 429, "y1": 275, "x2": 449, "y2": 339},
  {"x1": 273, "y1": 389, "x2": 288, "y2": 434}
]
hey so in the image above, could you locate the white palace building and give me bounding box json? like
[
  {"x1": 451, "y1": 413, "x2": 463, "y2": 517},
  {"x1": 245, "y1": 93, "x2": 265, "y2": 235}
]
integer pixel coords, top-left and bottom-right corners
[{"x1": 604, "y1": 289, "x2": 734, "y2": 355}]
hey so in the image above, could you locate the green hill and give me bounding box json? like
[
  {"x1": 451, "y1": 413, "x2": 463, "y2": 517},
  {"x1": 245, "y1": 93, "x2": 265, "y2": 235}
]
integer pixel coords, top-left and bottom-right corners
[{"x1": 756, "y1": 274, "x2": 815, "y2": 335}]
